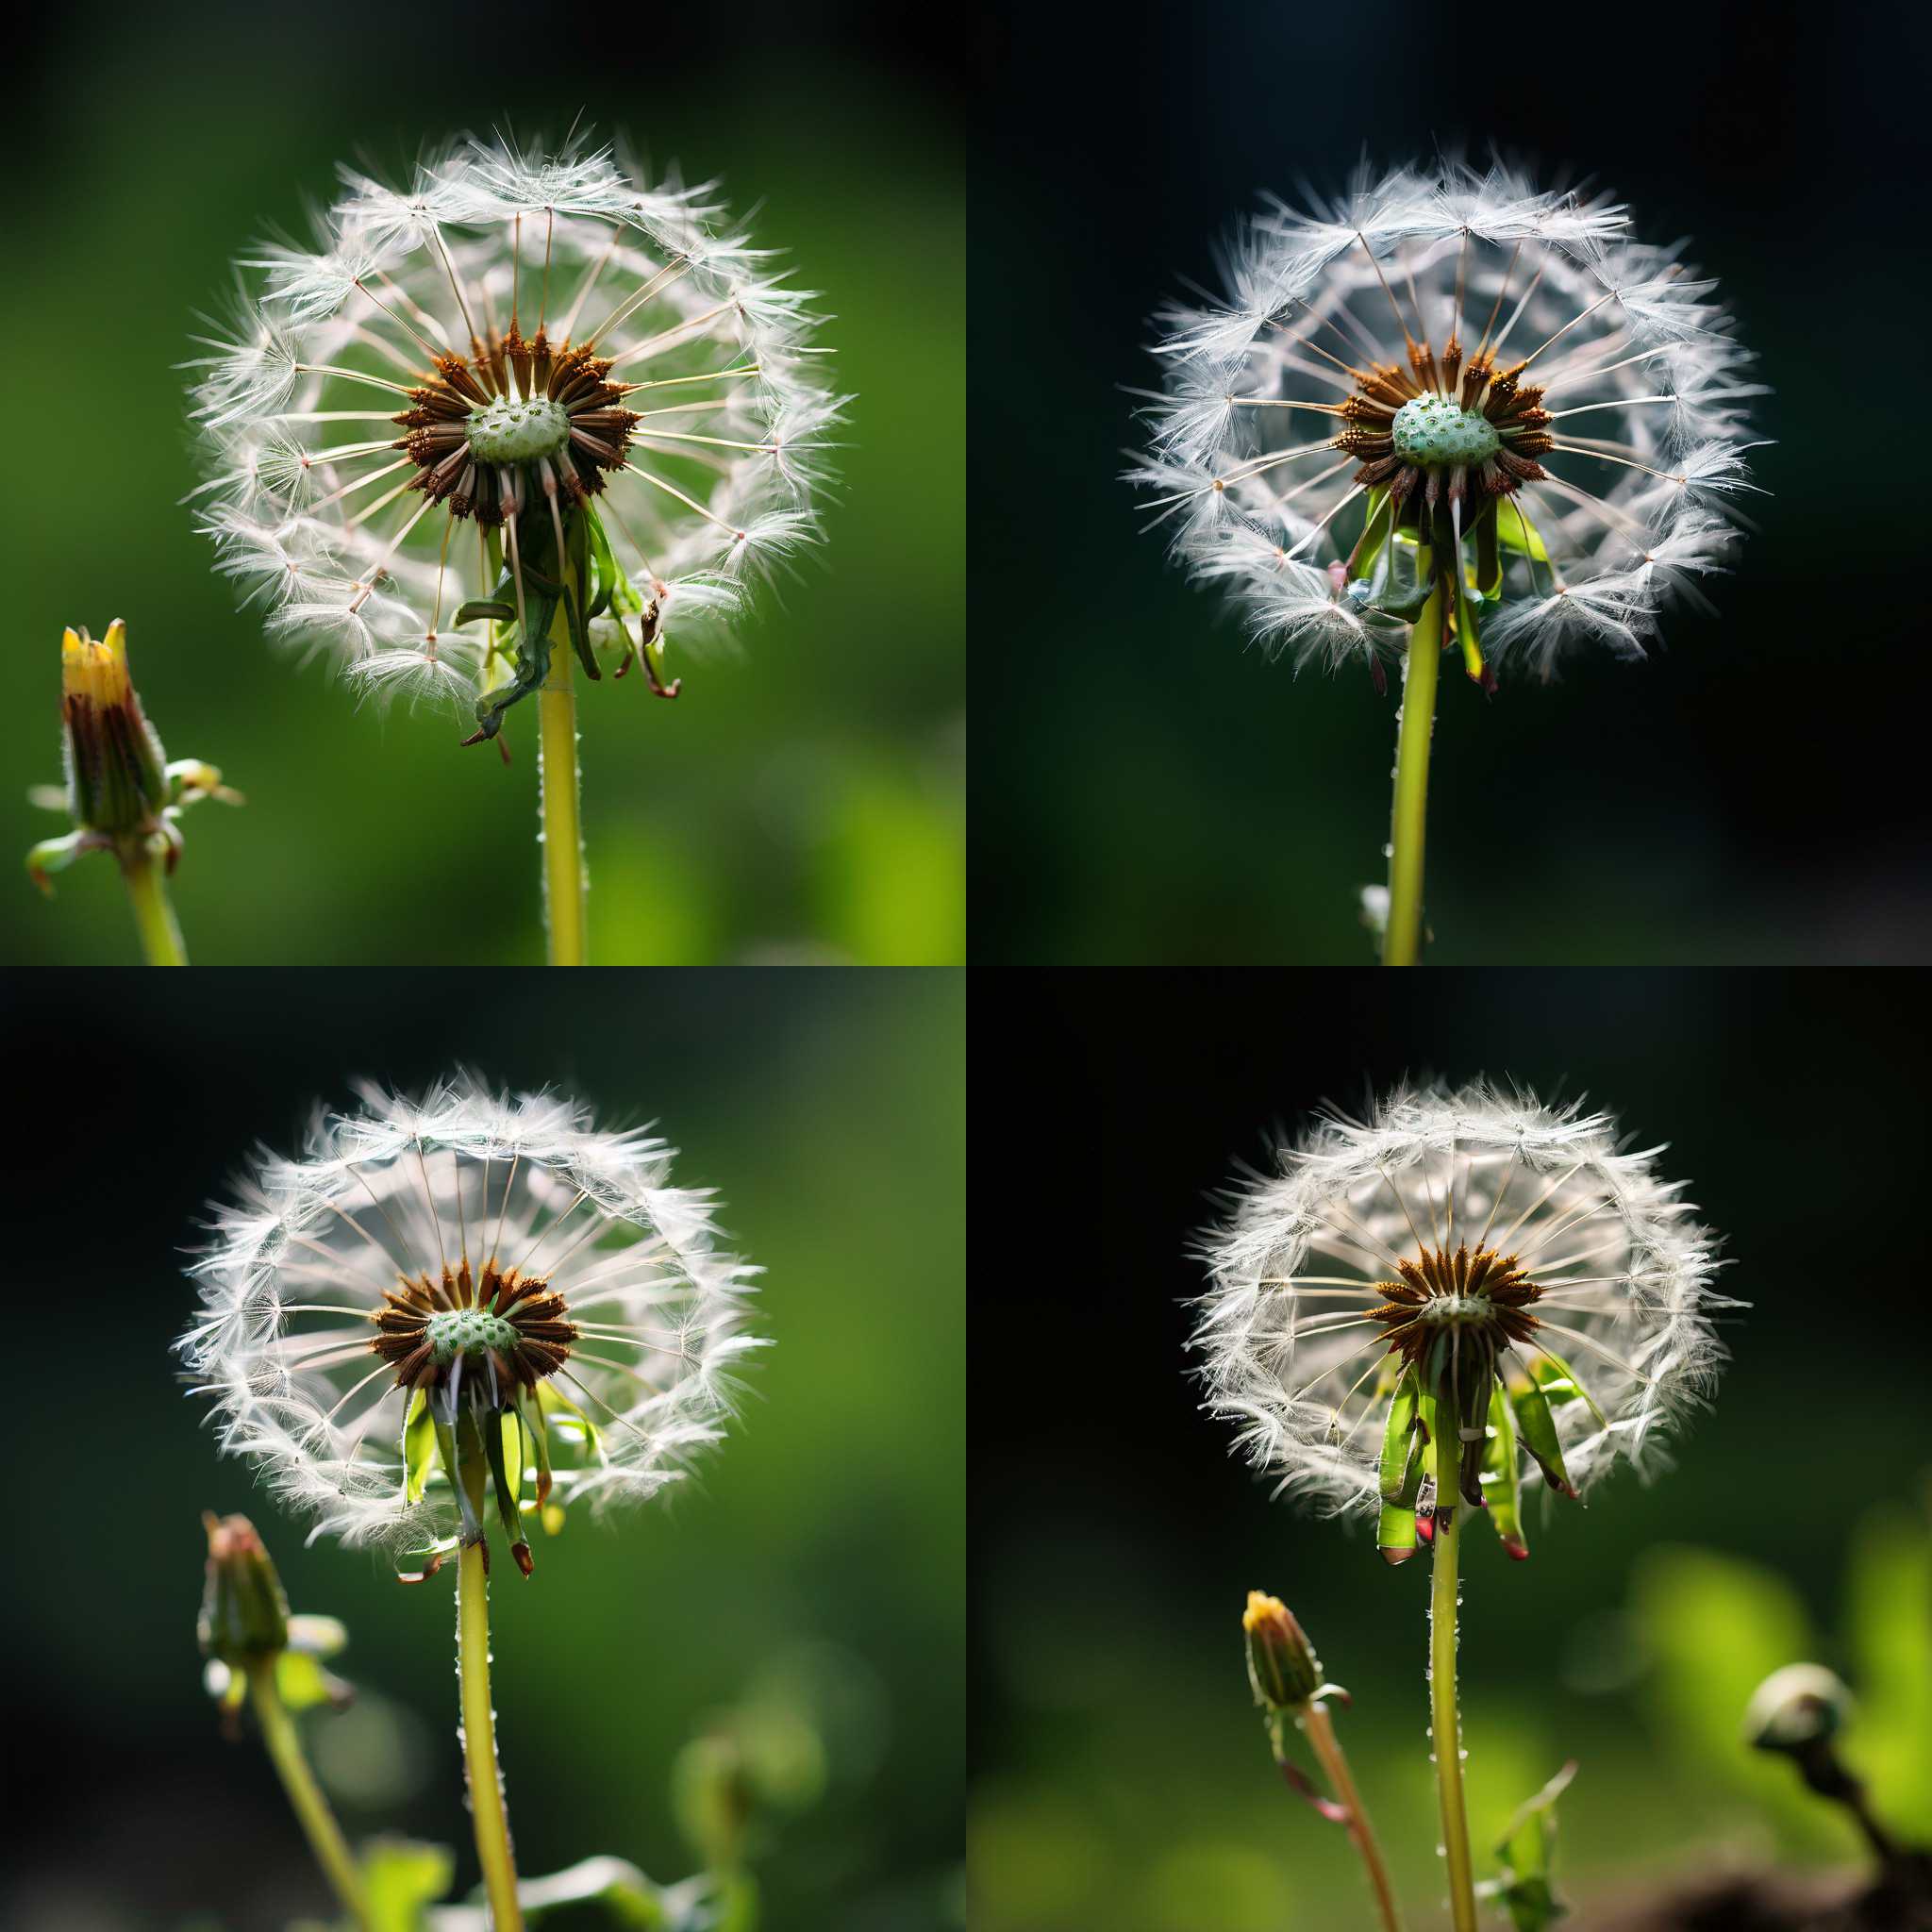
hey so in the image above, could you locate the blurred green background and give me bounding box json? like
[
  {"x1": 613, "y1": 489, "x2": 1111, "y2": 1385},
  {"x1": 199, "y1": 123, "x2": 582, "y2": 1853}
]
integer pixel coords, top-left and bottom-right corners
[
  {"x1": 971, "y1": 968, "x2": 1930, "y2": 1927},
  {"x1": 971, "y1": 4, "x2": 1930, "y2": 962},
  {"x1": 0, "y1": 968, "x2": 963, "y2": 1928},
  {"x1": 2, "y1": 6, "x2": 961, "y2": 965}
]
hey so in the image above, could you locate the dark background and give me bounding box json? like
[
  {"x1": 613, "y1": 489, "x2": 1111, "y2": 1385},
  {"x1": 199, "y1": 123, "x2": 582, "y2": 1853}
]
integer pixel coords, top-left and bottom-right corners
[
  {"x1": 0, "y1": 967, "x2": 963, "y2": 1930},
  {"x1": 1, "y1": 4, "x2": 963, "y2": 966},
  {"x1": 970, "y1": 968, "x2": 1930, "y2": 1926},
  {"x1": 969, "y1": 1, "x2": 1932, "y2": 963}
]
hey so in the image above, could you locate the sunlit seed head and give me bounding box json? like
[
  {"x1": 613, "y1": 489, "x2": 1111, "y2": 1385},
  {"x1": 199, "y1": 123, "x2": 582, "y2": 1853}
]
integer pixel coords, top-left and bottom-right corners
[
  {"x1": 188, "y1": 131, "x2": 843, "y2": 739},
  {"x1": 176, "y1": 1072, "x2": 766, "y2": 1573},
  {"x1": 1133, "y1": 159, "x2": 1764, "y2": 681},
  {"x1": 1191, "y1": 1079, "x2": 1737, "y2": 1525}
]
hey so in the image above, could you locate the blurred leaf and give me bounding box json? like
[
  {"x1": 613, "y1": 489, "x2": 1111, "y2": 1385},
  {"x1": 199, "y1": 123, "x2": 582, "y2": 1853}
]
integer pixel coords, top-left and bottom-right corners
[
  {"x1": 274, "y1": 1647, "x2": 348, "y2": 1714},
  {"x1": 1488, "y1": 1759, "x2": 1577, "y2": 1932},
  {"x1": 427, "y1": 1856, "x2": 724, "y2": 1930},
  {"x1": 1633, "y1": 1546, "x2": 1850, "y2": 1855},
  {"x1": 361, "y1": 1837, "x2": 456, "y2": 1932},
  {"x1": 1845, "y1": 1505, "x2": 1932, "y2": 1832}
]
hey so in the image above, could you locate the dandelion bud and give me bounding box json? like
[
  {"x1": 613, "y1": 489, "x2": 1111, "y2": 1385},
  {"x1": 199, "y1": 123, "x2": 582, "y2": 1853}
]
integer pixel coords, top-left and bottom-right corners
[
  {"x1": 1243, "y1": 1591, "x2": 1324, "y2": 1711},
  {"x1": 198, "y1": 1512, "x2": 291, "y2": 1663},
  {"x1": 28, "y1": 620, "x2": 239, "y2": 901},
  {"x1": 59, "y1": 622, "x2": 167, "y2": 838},
  {"x1": 1744, "y1": 1664, "x2": 1852, "y2": 1756}
]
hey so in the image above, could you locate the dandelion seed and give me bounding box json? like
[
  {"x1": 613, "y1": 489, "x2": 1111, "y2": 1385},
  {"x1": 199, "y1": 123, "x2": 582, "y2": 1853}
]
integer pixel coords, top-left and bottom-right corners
[{"x1": 178, "y1": 1072, "x2": 764, "y2": 1578}]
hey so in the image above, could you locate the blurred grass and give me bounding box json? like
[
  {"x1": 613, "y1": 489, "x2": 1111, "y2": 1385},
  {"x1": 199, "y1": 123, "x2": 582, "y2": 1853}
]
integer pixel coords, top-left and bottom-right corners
[{"x1": 0, "y1": 10, "x2": 961, "y2": 965}]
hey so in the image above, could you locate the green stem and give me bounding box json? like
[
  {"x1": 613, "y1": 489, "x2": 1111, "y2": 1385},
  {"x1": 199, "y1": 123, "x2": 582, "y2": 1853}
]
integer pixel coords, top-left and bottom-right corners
[
  {"x1": 244, "y1": 1657, "x2": 369, "y2": 1929},
  {"x1": 1383, "y1": 576, "x2": 1445, "y2": 968},
  {"x1": 537, "y1": 585, "x2": 586, "y2": 968},
  {"x1": 1430, "y1": 1423, "x2": 1479, "y2": 1932},
  {"x1": 458, "y1": 1541, "x2": 525, "y2": 1931},
  {"x1": 120, "y1": 844, "x2": 187, "y2": 966},
  {"x1": 1301, "y1": 1699, "x2": 1406, "y2": 1932}
]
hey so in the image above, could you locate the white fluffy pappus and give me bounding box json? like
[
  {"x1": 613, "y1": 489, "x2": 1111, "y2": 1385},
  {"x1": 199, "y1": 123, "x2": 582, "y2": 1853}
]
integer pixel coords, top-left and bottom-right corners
[
  {"x1": 1135, "y1": 159, "x2": 1766, "y2": 680},
  {"x1": 1192, "y1": 1080, "x2": 1734, "y2": 1523},
  {"x1": 179, "y1": 1073, "x2": 764, "y2": 1561},
  {"x1": 189, "y1": 132, "x2": 842, "y2": 733}
]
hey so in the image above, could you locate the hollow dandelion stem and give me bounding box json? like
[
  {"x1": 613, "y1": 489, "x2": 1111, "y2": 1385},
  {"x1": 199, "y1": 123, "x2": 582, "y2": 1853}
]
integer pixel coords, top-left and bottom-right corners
[
  {"x1": 457, "y1": 1541, "x2": 524, "y2": 1931},
  {"x1": 1429, "y1": 1421, "x2": 1479, "y2": 1932},
  {"x1": 1383, "y1": 576, "x2": 1444, "y2": 966},
  {"x1": 121, "y1": 844, "x2": 187, "y2": 965},
  {"x1": 1300, "y1": 1699, "x2": 1405, "y2": 1932},
  {"x1": 537, "y1": 566, "x2": 587, "y2": 968},
  {"x1": 243, "y1": 1657, "x2": 370, "y2": 1929}
]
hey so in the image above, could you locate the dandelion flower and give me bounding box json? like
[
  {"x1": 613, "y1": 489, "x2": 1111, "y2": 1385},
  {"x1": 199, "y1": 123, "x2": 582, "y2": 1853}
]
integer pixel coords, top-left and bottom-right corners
[
  {"x1": 180, "y1": 1073, "x2": 763, "y2": 1577},
  {"x1": 1137, "y1": 158, "x2": 1761, "y2": 682},
  {"x1": 1194, "y1": 1079, "x2": 1730, "y2": 1557},
  {"x1": 191, "y1": 131, "x2": 840, "y2": 745}
]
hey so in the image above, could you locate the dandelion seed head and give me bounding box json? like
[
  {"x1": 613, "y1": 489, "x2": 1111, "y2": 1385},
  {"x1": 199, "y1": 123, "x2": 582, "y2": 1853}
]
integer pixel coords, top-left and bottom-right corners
[
  {"x1": 178, "y1": 1072, "x2": 764, "y2": 1568},
  {"x1": 1192, "y1": 1079, "x2": 1732, "y2": 1525},
  {"x1": 1136, "y1": 158, "x2": 1763, "y2": 681},
  {"x1": 190, "y1": 129, "x2": 843, "y2": 737}
]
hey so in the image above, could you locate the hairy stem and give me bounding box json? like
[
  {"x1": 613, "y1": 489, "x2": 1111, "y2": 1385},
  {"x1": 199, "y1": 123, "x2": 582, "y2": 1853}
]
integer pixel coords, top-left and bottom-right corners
[
  {"x1": 458, "y1": 1541, "x2": 524, "y2": 1931},
  {"x1": 1301, "y1": 1700, "x2": 1406, "y2": 1932},
  {"x1": 1430, "y1": 1423, "x2": 1479, "y2": 1932},
  {"x1": 120, "y1": 845, "x2": 187, "y2": 966},
  {"x1": 1383, "y1": 576, "x2": 1445, "y2": 968},
  {"x1": 244, "y1": 1657, "x2": 369, "y2": 1929},
  {"x1": 537, "y1": 587, "x2": 586, "y2": 968}
]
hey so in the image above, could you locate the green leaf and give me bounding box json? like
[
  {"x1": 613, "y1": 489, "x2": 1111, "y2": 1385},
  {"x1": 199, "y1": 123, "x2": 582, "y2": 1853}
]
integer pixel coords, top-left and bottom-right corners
[
  {"x1": 272, "y1": 1647, "x2": 349, "y2": 1713},
  {"x1": 1481, "y1": 1382, "x2": 1528, "y2": 1559},
  {"x1": 513, "y1": 1854, "x2": 679, "y2": 1927},
  {"x1": 402, "y1": 1388, "x2": 437, "y2": 1506},
  {"x1": 1491, "y1": 1760, "x2": 1577, "y2": 1932},
  {"x1": 1494, "y1": 497, "x2": 1549, "y2": 562},
  {"x1": 359, "y1": 1836, "x2": 457, "y2": 1932}
]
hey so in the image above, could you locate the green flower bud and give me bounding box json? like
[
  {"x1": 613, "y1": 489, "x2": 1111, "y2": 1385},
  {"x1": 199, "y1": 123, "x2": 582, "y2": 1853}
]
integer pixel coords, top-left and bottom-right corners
[
  {"x1": 198, "y1": 1512, "x2": 291, "y2": 1664},
  {"x1": 1243, "y1": 1591, "x2": 1323, "y2": 1712}
]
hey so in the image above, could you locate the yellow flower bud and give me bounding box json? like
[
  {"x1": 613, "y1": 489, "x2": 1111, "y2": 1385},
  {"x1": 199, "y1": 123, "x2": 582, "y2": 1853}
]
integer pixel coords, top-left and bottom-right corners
[{"x1": 1243, "y1": 1590, "x2": 1323, "y2": 1711}]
